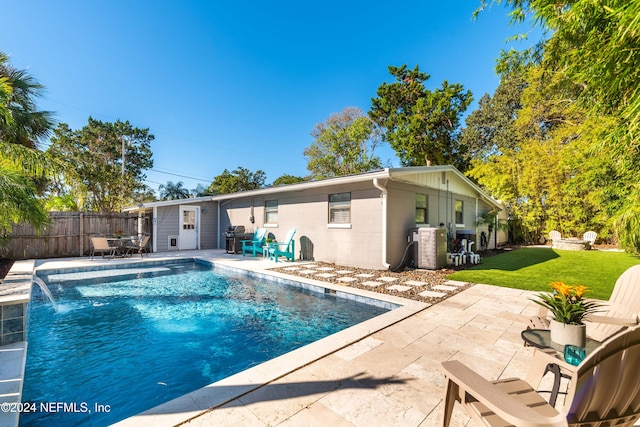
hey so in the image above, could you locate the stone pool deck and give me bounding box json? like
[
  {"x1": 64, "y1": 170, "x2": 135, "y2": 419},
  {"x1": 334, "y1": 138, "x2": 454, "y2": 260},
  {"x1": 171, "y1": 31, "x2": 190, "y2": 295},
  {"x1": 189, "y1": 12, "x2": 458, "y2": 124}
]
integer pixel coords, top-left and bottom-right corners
[{"x1": 4, "y1": 249, "x2": 630, "y2": 426}]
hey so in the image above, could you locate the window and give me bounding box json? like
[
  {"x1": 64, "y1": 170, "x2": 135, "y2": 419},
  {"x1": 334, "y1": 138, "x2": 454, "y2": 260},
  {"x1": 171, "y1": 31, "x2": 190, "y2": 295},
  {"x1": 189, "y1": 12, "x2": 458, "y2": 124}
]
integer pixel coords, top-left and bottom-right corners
[
  {"x1": 265, "y1": 200, "x2": 278, "y2": 224},
  {"x1": 455, "y1": 200, "x2": 464, "y2": 225},
  {"x1": 329, "y1": 193, "x2": 351, "y2": 224},
  {"x1": 182, "y1": 210, "x2": 195, "y2": 230},
  {"x1": 415, "y1": 194, "x2": 428, "y2": 224}
]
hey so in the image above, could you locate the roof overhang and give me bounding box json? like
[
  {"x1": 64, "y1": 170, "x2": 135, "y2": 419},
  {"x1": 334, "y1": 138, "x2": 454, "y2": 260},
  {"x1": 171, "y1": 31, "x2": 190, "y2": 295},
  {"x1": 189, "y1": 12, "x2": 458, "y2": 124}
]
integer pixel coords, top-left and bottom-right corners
[{"x1": 126, "y1": 166, "x2": 503, "y2": 212}]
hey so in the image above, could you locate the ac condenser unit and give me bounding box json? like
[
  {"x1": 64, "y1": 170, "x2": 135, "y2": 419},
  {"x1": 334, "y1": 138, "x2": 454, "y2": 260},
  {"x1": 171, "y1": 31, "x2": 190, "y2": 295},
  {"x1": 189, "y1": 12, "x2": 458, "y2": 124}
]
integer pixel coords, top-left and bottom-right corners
[{"x1": 410, "y1": 227, "x2": 447, "y2": 270}]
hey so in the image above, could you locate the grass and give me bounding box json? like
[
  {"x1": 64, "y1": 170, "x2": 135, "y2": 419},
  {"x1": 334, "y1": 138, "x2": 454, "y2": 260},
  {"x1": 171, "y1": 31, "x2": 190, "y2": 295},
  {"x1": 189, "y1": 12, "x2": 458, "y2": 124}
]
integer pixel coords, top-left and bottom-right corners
[{"x1": 447, "y1": 248, "x2": 640, "y2": 300}]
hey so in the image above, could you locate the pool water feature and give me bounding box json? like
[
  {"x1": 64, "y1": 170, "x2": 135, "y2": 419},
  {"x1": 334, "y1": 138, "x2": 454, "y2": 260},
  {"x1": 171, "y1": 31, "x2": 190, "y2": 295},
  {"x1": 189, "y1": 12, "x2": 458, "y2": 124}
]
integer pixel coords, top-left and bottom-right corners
[{"x1": 21, "y1": 261, "x2": 391, "y2": 426}]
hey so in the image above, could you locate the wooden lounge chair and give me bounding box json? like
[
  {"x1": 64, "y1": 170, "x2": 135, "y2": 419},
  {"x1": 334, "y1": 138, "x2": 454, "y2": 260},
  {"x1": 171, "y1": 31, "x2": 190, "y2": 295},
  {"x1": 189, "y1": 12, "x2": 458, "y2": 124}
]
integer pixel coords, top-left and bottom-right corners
[
  {"x1": 269, "y1": 229, "x2": 296, "y2": 262},
  {"x1": 124, "y1": 235, "x2": 150, "y2": 258},
  {"x1": 529, "y1": 264, "x2": 640, "y2": 341},
  {"x1": 241, "y1": 228, "x2": 267, "y2": 257},
  {"x1": 90, "y1": 236, "x2": 117, "y2": 259},
  {"x1": 441, "y1": 323, "x2": 640, "y2": 427}
]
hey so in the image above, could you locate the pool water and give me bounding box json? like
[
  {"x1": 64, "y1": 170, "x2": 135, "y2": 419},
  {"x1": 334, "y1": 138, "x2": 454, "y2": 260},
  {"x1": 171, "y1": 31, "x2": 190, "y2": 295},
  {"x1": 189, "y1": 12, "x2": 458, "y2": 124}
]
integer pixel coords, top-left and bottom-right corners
[{"x1": 21, "y1": 261, "x2": 389, "y2": 426}]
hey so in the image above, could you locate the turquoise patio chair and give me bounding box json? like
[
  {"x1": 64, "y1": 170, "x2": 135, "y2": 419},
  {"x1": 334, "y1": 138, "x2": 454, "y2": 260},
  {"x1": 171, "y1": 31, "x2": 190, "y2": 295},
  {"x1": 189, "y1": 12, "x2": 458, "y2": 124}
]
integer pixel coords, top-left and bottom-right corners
[
  {"x1": 269, "y1": 229, "x2": 296, "y2": 262},
  {"x1": 241, "y1": 228, "x2": 267, "y2": 257}
]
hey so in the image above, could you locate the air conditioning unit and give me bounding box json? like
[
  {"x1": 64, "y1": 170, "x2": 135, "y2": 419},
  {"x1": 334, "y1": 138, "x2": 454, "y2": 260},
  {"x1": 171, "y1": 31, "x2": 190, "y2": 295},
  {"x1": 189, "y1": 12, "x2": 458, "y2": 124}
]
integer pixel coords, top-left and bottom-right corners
[
  {"x1": 168, "y1": 235, "x2": 179, "y2": 250},
  {"x1": 410, "y1": 227, "x2": 447, "y2": 270}
]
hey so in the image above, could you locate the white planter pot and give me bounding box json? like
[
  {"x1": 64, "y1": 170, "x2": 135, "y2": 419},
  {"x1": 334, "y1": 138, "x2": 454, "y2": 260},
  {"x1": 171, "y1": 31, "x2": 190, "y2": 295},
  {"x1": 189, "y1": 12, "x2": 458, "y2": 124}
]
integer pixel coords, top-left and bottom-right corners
[{"x1": 550, "y1": 319, "x2": 587, "y2": 347}]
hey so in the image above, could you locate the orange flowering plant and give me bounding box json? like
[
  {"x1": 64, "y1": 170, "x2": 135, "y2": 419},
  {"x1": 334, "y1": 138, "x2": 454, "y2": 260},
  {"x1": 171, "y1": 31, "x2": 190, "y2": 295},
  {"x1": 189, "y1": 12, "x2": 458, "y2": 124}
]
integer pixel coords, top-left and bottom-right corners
[{"x1": 532, "y1": 281, "x2": 601, "y2": 325}]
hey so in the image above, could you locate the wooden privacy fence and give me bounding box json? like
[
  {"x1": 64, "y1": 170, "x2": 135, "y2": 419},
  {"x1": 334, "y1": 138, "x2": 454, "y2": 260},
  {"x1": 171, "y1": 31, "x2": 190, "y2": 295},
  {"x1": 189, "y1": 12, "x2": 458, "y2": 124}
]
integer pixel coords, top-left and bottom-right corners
[{"x1": 4, "y1": 212, "x2": 142, "y2": 260}]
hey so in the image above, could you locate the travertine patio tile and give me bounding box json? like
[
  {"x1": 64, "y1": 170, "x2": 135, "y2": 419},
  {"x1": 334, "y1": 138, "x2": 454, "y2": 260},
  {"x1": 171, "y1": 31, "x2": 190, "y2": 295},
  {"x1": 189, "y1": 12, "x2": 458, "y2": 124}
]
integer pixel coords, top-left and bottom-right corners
[
  {"x1": 361, "y1": 281, "x2": 384, "y2": 287},
  {"x1": 315, "y1": 273, "x2": 336, "y2": 278},
  {"x1": 334, "y1": 337, "x2": 384, "y2": 361},
  {"x1": 386, "y1": 285, "x2": 411, "y2": 292},
  {"x1": 443, "y1": 279, "x2": 467, "y2": 287},
  {"x1": 433, "y1": 284, "x2": 458, "y2": 292},
  {"x1": 375, "y1": 276, "x2": 398, "y2": 282},
  {"x1": 278, "y1": 402, "x2": 355, "y2": 427},
  {"x1": 336, "y1": 277, "x2": 357, "y2": 283},
  {"x1": 419, "y1": 290, "x2": 447, "y2": 298},
  {"x1": 354, "y1": 273, "x2": 375, "y2": 278},
  {"x1": 403, "y1": 280, "x2": 426, "y2": 287},
  {"x1": 186, "y1": 404, "x2": 264, "y2": 426}
]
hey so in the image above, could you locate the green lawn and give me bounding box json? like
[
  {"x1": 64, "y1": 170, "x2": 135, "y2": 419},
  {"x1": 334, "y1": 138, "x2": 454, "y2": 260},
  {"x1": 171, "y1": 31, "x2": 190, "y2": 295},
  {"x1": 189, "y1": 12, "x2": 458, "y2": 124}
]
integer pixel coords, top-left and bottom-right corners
[{"x1": 447, "y1": 248, "x2": 640, "y2": 300}]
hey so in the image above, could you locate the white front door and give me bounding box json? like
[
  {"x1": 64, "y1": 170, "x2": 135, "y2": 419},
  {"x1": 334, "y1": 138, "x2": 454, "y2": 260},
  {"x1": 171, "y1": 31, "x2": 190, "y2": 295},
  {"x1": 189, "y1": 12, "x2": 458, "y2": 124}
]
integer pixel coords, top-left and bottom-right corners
[{"x1": 179, "y1": 206, "x2": 200, "y2": 250}]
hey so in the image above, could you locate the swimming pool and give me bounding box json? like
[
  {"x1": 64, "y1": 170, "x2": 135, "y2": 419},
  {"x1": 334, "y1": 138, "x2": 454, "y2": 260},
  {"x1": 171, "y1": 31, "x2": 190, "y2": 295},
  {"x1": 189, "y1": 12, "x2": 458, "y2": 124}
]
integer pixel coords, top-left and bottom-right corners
[{"x1": 20, "y1": 260, "x2": 391, "y2": 426}]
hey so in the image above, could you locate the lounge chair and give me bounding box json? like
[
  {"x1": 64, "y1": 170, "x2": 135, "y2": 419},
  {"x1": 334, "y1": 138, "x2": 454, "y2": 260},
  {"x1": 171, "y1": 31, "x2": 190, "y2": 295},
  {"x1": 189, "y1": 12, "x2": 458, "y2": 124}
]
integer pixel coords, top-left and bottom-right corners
[
  {"x1": 124, "y1": 235, "x2": 150, "y2": 258},
  {"x1": 269, "y1": 229, "x2": 296, "y2": 262},
  {"x1": 441, "y1": 323, "x2": 640, "y2": 427},
  {"x1": 583, "y1": 230, "x2": 597, "y2": 246},
  {"x1": 549, "y1": 230, "x2": 561, "y2": 243},
  {"x1": 529, "y1": 264, "x2": 640, "y2": 341},
  {"x1": 241, "y1": 228, "x2": 267, "y2": 257},
  {"x1": 90, "y1": 236, "x2": 117, "y2": 259}
]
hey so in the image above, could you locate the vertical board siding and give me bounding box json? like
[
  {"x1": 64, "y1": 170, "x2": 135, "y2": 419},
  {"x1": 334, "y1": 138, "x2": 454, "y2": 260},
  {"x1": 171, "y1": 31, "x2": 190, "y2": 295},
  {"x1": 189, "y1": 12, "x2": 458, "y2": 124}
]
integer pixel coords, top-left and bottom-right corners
[{"x1": 3, "y1": 212, "x2": 142, "y2": 259}]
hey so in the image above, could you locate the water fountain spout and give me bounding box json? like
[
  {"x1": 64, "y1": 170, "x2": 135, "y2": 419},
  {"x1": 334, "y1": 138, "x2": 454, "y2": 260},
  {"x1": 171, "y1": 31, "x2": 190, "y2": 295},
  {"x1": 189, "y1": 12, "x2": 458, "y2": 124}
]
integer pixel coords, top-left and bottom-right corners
[{"x1": 32, "y1": 275, "x2": 59, "y2": 312}]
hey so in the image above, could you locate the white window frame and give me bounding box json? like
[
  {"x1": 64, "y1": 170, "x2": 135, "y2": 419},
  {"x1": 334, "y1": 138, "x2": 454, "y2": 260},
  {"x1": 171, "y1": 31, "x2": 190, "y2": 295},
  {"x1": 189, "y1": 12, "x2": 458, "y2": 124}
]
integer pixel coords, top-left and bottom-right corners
[
  {"x1": 328, "y1": 192, "x2": 351, "y2": 229},
  {"x1": 416, "y1": 194, "x2": 429, "y2": 226},
  {"x1": 455, "y1": 199, "x2": 464, "y2": 226},
  {"x1": 264, "y1": 200, "x2": 278, "y2": 227}
]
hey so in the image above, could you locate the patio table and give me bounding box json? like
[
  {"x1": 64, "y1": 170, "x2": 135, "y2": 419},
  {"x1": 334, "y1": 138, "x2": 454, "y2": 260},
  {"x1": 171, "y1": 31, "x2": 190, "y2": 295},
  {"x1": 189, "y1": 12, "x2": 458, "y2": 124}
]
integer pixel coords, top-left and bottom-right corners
[
  {"x1": 106, "y1": 237, "x2": 135, "y2": 257},
  {"x1": 521, "y1": 329, "x2": 601, "y2": 406}
]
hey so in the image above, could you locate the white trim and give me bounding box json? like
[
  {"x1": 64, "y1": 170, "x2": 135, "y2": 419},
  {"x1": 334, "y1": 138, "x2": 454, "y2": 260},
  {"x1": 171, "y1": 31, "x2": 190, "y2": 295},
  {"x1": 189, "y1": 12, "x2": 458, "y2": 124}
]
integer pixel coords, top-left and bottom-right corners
[
  {"x1": 264, "y1": 223, "x2": 279, "y2": 228},
  {"x1": 327, "y1": 224, "x2": 352, "y2": 229},
  {"x1": 152, "y1": 206, "x2": 158, "y2": 253}
]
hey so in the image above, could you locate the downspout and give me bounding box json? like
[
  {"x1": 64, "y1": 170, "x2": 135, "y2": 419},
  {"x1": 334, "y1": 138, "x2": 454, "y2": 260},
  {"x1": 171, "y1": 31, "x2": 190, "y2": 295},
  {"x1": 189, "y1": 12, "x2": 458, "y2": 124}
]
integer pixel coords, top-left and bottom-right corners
[{"x1": 373, "y1": 178, "x2": 391, "y2": 269}]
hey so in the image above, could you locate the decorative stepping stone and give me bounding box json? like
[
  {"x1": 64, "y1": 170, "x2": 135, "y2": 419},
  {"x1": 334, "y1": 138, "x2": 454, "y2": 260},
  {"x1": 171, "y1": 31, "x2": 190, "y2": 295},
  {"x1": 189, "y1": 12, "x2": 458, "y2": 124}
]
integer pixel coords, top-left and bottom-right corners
[
  {"x1": 376, "y1": 276, "x2": 398, "y2": 282},
  {"x1": 315, "y1": 273, "x2": 336, "y2": 278},
  {"x1": 298, "y1": 269, "x2": 317, "y2": 275},
  {"x1": 282, "y1": 267, "x2": 301, "y2": 271},
  {"x1": 433, "y1": 284, "x2": 458, "y2": 292},
  {"x1": 419, "y1": 290, "x2": 447, "y2": 298},
  {"x1": 404, "y1": 280, "x2": 426, "y2": 287},
  {"x1": 335, "y1": 270, "x2": 353, "y2": 274},
  {"x1": 337, "y1": 277, "x2": 357, "y2": 283},
  {"x1": 362, "y1": 281, "x2": 385, "y2": 288},
  {"x1": 355, "y1": 273, "x2": 375, "y2": 278},
  {"x1": 443, "y1": 280, "x2": 467, "y2": 287},
  {"x1": 316, "y1": 267, "x2": 335, "y2": 271},
  {"x1": 387, "y1": 284, "x2": 411, "y2": 292}
]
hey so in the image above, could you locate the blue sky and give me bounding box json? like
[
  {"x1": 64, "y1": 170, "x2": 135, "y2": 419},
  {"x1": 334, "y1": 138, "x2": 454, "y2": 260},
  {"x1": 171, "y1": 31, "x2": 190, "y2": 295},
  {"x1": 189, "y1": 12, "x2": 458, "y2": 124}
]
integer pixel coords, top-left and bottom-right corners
[{"x1": 2, "y1": 1, "x2": 537, "y2": 193}]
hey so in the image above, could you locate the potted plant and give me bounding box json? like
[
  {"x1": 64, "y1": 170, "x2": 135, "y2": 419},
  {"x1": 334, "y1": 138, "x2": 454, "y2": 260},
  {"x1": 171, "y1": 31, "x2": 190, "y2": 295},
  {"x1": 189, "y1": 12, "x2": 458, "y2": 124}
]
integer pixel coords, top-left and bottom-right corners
[{"x1": 532, "y1": 281, "x2": 601, "y2": 347}]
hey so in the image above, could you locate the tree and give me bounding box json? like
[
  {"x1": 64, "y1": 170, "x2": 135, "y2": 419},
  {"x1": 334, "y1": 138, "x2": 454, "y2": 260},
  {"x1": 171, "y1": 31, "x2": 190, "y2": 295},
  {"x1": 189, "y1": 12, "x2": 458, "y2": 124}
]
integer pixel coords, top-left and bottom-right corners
[
  {"x1": 0, "y1": 52, "x2": 54, "y2": 148},
  {"x1": 369, "y1": 65, "x2": 473, "y2": 170},
  {"x1": 303, "y1": 107, "x2": 383, "y2": 179},
  {"x1": 478, "y1": 0, "x2": 640, "y2": 251},
  {"x1": 158, "y1": 181, "x2": 191, "y2": 200},
  {"x1": 272, "y1": 174, "x2": 308, "y2": 187},
  {"x1": 0, "y1": 52, "x2": 62, "y2": 237},
  {"x1": 206, "y1": 166, "x2": 266, "y2": 195},
  {"x1": 47, "y1": 118, "x2": 154, "y2": 212}
]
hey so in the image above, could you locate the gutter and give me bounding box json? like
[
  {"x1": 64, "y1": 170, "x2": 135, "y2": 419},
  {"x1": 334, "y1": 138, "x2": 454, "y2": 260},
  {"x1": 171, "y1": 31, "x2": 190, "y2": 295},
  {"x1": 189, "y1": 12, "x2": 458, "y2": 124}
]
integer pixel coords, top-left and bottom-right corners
[{"x1": 373, "y1": 178, "x2": 391, "y2": 269}]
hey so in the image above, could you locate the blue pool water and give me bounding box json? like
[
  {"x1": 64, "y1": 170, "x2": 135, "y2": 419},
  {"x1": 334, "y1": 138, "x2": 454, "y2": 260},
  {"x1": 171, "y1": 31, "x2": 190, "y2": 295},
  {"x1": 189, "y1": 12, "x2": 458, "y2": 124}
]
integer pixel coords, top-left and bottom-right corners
[{"x1": 21, "y1": 261, "x2": 390, "y2": 426}]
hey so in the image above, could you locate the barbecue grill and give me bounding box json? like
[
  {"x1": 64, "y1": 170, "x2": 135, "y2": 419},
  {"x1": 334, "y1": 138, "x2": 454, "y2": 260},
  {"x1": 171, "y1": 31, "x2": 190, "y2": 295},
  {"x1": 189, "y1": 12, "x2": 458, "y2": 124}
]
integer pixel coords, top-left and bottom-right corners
[{"x1": 225, "y1": 225, "x2": 251, "y2": 254}]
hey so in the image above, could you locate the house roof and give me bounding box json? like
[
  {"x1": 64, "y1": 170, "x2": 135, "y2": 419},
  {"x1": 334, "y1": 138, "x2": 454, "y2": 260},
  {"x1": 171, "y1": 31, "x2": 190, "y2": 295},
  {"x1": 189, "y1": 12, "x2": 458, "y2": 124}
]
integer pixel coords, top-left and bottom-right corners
[{"x1": 126, "y1": 166, "x2": 502, "y2": 211}]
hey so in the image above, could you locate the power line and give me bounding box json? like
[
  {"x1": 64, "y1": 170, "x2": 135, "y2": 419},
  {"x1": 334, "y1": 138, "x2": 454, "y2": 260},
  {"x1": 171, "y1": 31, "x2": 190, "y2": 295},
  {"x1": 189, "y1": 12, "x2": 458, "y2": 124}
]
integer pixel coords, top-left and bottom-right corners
[{"x1": 149, "y1": 169, "x2": 211, "y2": 183}]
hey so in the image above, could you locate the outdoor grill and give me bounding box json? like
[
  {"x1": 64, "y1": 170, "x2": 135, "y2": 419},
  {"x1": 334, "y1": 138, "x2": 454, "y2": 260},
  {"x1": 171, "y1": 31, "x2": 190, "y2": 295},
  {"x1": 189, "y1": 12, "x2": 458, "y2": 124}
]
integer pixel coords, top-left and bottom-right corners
[{"x1": 225, "y1": 225, "x2": 250, "y2": 254}]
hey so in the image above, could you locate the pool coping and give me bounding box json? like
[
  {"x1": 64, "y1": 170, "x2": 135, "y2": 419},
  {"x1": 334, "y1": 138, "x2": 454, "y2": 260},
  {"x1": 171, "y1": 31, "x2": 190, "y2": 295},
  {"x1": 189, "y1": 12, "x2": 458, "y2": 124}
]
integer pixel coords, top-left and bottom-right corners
[{"x1": 1, "y1": 255, "x2": 429, "y2": 427}]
